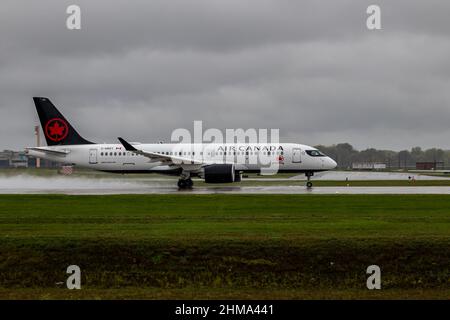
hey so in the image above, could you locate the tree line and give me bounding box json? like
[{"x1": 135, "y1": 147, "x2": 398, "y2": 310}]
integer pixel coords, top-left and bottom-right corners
[{"x1": 315, "y1": 143, "x2": 450, "y2": 169}]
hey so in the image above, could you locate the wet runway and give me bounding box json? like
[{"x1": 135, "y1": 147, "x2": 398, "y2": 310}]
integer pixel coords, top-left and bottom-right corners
[
  {"x1": 0, "y1": 175, "x2": 449, "y2": 195},
  {"x1": 291, "y1": 171, "x2": 450, "y2": 180},
  {"x1": 2, "y1": 186, "x2": 450, "y2": 195}
]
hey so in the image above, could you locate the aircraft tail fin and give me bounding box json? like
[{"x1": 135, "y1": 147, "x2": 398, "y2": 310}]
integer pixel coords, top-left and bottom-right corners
[{"x1": 33, "y1": 97, "x2": 94, "y2": 146}]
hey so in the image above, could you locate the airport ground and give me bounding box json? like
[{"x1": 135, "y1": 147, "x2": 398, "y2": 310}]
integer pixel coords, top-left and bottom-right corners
[
  {"x1": 0, "y1": 194, "x2": 449, "y2": 299},
  {"x1": 1, "y1": 168, "x2": 450, "y2": 195}
]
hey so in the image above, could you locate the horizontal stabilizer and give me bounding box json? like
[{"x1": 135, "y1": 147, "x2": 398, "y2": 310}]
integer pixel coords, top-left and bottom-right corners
[{"x1": 25, "y1": 147, "x2": 70, "y2": 157}]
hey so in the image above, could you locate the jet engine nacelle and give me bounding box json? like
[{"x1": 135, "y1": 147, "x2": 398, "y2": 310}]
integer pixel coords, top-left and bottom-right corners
[{"x1": 203, "y1": 164, "x2": 236, "y2": 183}]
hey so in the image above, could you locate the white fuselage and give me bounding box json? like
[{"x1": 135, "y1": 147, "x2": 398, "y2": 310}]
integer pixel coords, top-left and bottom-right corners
[{"x1": 26, "y1": 142, "x2": 337, "y2": 175}]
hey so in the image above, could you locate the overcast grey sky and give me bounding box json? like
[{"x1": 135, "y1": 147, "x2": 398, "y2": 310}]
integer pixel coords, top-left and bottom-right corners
[{"x1": 1, "y1": 0, "x2": 449, "y2": 151}]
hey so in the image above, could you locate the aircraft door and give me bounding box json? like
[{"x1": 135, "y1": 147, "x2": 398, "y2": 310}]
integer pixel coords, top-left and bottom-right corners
[
  {"x1": 89, "y1": 149, "x2": 98, "y2": 164},
  {"x1": 292, "y1": 148, "x2": 302, "y2": 163}
]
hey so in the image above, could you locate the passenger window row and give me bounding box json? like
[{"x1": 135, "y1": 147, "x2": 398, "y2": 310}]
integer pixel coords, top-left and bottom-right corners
[
  {"x1": 101, "y1": 152, "x2": 137, "y2": 156},
  {"x1": 100, "y1": 150, "x2": 284, "y2": 157}
]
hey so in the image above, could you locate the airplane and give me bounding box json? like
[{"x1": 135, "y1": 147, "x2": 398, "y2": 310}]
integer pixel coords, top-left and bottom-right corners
[{"x1": 26, "y1": 97, "x2": 337, "y2": 189}]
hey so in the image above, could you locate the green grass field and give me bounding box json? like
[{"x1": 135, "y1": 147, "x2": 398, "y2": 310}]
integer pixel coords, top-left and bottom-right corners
[{"x1": 0, "y1": 194, "x2": 449, "y2": 299}]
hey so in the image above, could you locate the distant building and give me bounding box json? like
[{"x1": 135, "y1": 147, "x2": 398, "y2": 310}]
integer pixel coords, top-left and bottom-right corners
[
  {"x1": 0, "y1": 150, "x2": 60, "y2": 169},
  {"x1": 352, "y1": 162, "x2": 387, "y2": 170},
  {"x1": 0, "y1": 159, "x2": 9, "y2": 168},
  {"x1": 0, "y1": 150, "x2": 28, "y2": 168},
  {"x1": 416, "y1": 162, "x2": 444, "y2": 170}
]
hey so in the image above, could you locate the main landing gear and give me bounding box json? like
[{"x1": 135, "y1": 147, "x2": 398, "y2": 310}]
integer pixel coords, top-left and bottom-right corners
[
  {"x1": 305, "y1": 172, "x2": 314, "y2": 189},
  {"x1": 178, "y1": 178, "x2": 193, "y2": 189}
]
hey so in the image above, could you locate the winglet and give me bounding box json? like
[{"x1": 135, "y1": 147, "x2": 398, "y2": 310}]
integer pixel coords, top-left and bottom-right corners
[{"x1": 118, "y1": 137, "x2": 137, "y2": 151}]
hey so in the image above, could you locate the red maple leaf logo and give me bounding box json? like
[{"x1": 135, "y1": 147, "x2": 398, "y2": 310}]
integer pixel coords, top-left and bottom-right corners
[
  {"x1": 278, "y1": 155, "x2": 284, "y2": 163},
  {"x1": 45, "y1": 118, "x2": 69, "y2": 142},
  {"x1": 48, "y1": 122, "x2": 65, "y2": 136}
]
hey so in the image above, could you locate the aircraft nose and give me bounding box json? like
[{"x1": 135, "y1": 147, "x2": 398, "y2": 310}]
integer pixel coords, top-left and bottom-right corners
[{"x1": 327, "y1": 157, "x2": 337, "y2": 169}]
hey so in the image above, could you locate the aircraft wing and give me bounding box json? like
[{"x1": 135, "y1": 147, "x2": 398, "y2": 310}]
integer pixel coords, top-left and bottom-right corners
[
  {"x1": 118, "y1": 137, "x2": 206, "y2": 165},
  {"x1": 25, "y1": 147, "x2": 70, "y2": 157}
]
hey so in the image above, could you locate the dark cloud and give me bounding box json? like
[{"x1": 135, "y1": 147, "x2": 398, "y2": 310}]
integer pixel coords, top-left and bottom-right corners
[{"x1": 1, "y1": 0, "x2": 449, "y2": 150}]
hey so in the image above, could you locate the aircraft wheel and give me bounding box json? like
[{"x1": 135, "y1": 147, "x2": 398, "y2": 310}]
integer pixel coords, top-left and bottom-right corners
[
  {"x1": 186, "y1": 178, "x2": 193, "y2": 188},
  {"x1": 177, "y1": 179, "x2": 187, "y2": 189},
  {"x1": 306, "y1": 181, "x2": 313, "y2": 188}
]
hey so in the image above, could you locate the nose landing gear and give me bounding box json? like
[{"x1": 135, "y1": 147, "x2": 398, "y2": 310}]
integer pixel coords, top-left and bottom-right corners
[{"x1": 305, "y1": 172, "x2": 314, "y2": 189}]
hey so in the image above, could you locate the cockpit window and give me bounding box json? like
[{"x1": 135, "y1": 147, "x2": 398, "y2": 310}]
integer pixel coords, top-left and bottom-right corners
[{"x1": 306, "y1": 150, "x2": 326, "y2": 157}]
